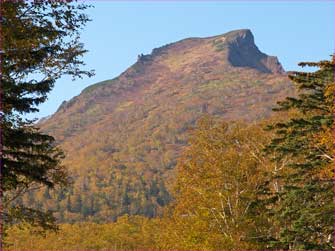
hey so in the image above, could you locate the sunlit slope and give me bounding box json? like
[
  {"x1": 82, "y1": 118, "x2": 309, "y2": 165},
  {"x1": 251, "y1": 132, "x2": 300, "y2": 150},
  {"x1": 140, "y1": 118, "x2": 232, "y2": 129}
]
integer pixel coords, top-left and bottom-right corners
[{"x1": 31, "y1": 29, "x2": 293, "y2": 222}]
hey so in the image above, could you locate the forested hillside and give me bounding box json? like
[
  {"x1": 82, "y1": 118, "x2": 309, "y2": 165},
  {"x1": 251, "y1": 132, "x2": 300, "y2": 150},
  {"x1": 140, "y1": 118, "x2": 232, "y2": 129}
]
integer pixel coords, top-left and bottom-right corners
[
  {"x1": 3, "y1": 1, "x2": 332, "y2": 249},
  {"x1": 4, "y1": 28, "x2": 333, "y2": 249},
  {"x1": 7, "y1": 57, "x2": 334, "y2": 250},
  {"x1": 14, "y1": 29, "x2": 295, "y2": 222}
]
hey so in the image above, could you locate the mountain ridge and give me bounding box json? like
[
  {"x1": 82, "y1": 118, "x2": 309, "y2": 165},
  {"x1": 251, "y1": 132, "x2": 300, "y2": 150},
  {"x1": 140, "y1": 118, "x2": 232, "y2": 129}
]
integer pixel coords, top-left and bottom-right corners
[
  {"x1": 53, "y1": 28, "x2": 284, "y2": 116},
  {"x1": 32, "y1": 29, "x2": 294, "y2": 222}
]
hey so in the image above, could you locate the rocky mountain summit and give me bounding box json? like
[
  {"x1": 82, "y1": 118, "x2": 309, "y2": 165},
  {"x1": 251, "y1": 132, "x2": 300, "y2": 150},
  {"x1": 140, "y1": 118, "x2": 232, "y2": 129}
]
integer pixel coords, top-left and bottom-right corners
[{"x1": 32, "y1": 29, "x2": 294, "y2": 222}]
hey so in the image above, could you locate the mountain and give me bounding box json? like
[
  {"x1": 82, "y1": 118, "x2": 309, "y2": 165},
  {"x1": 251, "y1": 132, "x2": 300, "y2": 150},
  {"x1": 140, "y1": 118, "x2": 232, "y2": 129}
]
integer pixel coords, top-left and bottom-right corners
[{"x1": 25, "y1": 29, "x2": 294, "y2": 222}]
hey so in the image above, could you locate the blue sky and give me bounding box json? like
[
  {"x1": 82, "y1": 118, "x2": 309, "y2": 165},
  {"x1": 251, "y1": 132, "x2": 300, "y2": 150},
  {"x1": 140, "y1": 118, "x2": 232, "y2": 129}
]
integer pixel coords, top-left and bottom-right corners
[{"x1": 34, "y1": 1, "x2": 334, "y2": 119}]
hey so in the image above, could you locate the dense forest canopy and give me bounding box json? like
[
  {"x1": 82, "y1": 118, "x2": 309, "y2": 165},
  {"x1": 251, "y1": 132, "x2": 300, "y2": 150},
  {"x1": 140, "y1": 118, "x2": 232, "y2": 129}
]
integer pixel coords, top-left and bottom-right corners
[
  {"x1": 29, "y1": 28, "x2": 294, "y2": 223},
  {"x1": 5, "y1": 57, "x2": 334, "y2": 250},
  {"x1": 1, "y1": 1, "x2": 333, "y2": 250}
]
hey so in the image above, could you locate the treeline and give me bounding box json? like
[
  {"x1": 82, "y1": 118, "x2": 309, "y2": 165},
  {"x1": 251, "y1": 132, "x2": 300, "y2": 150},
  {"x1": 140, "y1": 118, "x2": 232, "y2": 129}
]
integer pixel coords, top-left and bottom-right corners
[
  {"x1": 5, "y1": 58, "x2": 334, "y2": 250},
  {"x1": 15, "y1": 174, "x2": 171, "y2": 222},
  {"x1": 4, "y1": 119, "x2": 283, "y2": 251}
]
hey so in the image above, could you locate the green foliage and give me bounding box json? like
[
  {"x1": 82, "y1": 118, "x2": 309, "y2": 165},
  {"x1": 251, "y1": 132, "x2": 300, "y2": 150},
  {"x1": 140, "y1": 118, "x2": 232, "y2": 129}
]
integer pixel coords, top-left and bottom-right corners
[
  {"x1": 260, "y1": 57, "x2": 334, "y2": 250},
  {"x1": 213, "y1": 39, "x2": 226, "y2": 52},
  {"x1": 1, "y1": 0, "x2": 92, "y2": 231}
]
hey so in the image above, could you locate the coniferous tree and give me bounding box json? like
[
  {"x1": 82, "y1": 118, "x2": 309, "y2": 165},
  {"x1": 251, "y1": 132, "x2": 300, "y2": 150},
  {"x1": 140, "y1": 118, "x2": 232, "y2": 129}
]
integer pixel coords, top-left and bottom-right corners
[
  {"x1": 0, "y1": 0, "x2": 93, "y2": 237},
  {"x1": 262, "y1": 57, "x2": 334, "y2": 250}
]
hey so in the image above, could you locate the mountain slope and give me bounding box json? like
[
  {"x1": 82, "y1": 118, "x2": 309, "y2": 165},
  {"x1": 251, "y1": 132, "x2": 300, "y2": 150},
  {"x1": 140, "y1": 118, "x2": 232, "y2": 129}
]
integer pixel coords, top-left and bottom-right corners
[{"x1": 26, "y1": 29, "x2": 293, "y2": 222}]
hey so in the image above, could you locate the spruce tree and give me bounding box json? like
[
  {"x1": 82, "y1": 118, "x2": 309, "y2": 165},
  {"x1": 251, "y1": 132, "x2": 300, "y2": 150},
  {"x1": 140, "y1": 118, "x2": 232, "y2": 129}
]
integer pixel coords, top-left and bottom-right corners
[
  {"x1": 0, "y1": 0, "x2": 93, "y2": 242},
  {"x1": 263, "y1": 57, "x2": 334, "y2": 250}
]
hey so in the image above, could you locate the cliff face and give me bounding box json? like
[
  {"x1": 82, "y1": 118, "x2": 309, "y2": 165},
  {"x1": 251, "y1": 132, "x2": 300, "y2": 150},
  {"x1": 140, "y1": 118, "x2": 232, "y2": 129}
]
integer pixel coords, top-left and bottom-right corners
[
  {"x1": 224, "y1": 29, "x2": 284, "y2": 74},
  {"x1": 33, "y1": 29, "x2": 293, "y2": 222}
]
